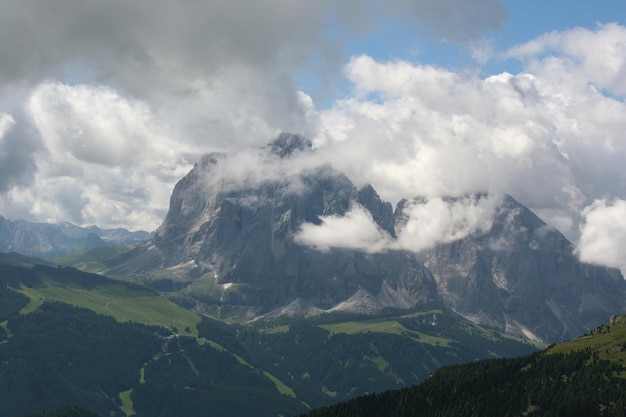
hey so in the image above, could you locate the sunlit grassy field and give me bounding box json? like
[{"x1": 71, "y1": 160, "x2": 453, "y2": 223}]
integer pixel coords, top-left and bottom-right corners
[
  {"x1": 6, "y1": 265, "x2": 202, "y2": 337},
  {"x1": 549, "y1": 315, "x2": 626, "y2": 373}
]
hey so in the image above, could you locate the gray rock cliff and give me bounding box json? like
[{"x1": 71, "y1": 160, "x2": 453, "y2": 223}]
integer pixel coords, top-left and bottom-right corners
[
  {"x1": 423, "y1": 195, "x2": 626, "y2": 342},
  {"x1": 124, "y1": 133, "x2": 626, "y2": 342},
  {"x1": 152, "y1": 133, "x2": 440, "y2": 311}
]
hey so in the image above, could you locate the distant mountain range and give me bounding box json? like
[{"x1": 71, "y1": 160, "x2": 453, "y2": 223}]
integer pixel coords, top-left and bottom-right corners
[
  {"x1": 0, "y1": 215, "x2": 152, "y2": 260},
  {"x1": 83, "y1": 133, "x2": 626, "y2": 344}
]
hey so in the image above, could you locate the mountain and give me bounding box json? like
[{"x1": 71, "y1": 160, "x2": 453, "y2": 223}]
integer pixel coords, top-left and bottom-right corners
[
  {"x1": 422, "y1": 194, "x2": 626, "y2": 342},
  {"x1": 0, "y1": 216, "x2": 152, "y2": 260},
  {"x1": 298, "y1": 314, "x2": 626, "y2": 417},
  {"x1": 94, "y1": 133, "x2": 626, "y2": 344},
  {"x1": 83, "y1": 133, "x2": 626, "y2": 343},
  {"x1": 107, "y1": 133, "x2": 441, "y2": 313},
  {"x1": 0, "y1": 256, "x2": 538, "y2": 417}
]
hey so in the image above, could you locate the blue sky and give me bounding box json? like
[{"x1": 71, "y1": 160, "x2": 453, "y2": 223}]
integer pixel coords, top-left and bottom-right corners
[
  {"x1": 299, "y1": 0, "x2": 626, "y2": 103},
  {"x1": 0, "y1": 0, "x2": 626, "y2": 273}
]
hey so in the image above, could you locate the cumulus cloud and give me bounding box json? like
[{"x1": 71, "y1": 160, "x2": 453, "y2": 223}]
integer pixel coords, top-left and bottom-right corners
[
  {"x1": 577, "y1": 199, "x2": 626, "y2": 274},
  {"x1": 507, "y1": 23, "x2": 626, "y2": 96},
  {"x1": 3, "y1": 83, "x2": 194, "y2": 230},
  {"x1": 312, "y1": 22, "x2": 626, "y2": 243},
  {"x1": 0, "y1": 0, "x2": 507, "y2": 230},
  {"x1": 28, "y1": 83, "x2": 179, "y2": 167}
]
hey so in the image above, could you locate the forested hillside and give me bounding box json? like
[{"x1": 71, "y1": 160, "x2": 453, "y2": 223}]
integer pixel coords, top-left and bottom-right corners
[
  {"x1": 299, "y1": 316, "x2": 626, "y2": 417},
  {"x1": 19, "y1": 405, "x2": 101, "y2": 417}
]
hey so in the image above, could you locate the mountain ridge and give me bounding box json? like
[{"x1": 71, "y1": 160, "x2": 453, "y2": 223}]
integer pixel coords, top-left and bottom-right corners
[
  {"x1": 58, "y1": 133, "x2": 626, "y2": 343},
  {"x1": 0, "y1": 215, "x2": 152, "y2": 260}
]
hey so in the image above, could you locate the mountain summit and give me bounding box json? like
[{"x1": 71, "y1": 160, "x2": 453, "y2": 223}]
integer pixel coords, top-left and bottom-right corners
[
  {"x1": 150, "y1": 133, "x2": 439, "y2": 314},
  {"x1": 265, "y1": 132, "x2": 312, "y2": 158},
  {"x1": 110, "y1": 133, "x2": 626, "y2": 343}
]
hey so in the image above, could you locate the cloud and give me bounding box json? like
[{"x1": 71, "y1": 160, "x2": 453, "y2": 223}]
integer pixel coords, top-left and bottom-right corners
[
  {"x1": 383, "y1": 0, "x2": 506, "y2": 42},
  {"x1": 28, "y1": 83, "x2": 176, "y2": 167},
  {"x1": 393, "y1": 194, "x2": 500, "y2": 252},
  {"x1": 0, "y1": 0, "x2": 503, "y2": 119},
  {"x1": 294, "y1": 194, "x2": 500, "y2": 254},
  {"x1": 0, "y1": 112, "x2": 39, "y2": 193},
  {"x1": 312, "y1": 22, "x2": 626, "y2": 243},
  {"x1": 294, "y1": 204, "x2": 392, "y2": 253},
  {"x1": 577, "y1": 199, "x2": 626, "y2": 275},
  {"x1": 1, "y1": 82, "x2": 194, "y2": 231},
  {"x1": 506, "y1": 23, "x2": 626, "y2": 96},
  {"x1": 0, "y1": 0, "x2": 509, "y2": 230}
]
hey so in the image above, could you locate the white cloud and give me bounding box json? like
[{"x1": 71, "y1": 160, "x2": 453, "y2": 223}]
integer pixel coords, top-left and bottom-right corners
[
  {"x1": 0, "y1": 0, "x2": 511, "y2": 231},
  {"x1": 294, "y1": 194, "x2": 500, "y2": 254},
  {"x1": 11, "y1": 82, "x2": 195, "y2": 230},
  {"x1": 28, "y1": 83, "x2": 176, "y2": 167},
  {"x1": 393, "y1": 195, "x2": 500, "y2": 252},
  {"x1": 507, "y1": 23, "x2": 626, "y2": 96},
  {"x1": 313, "y1": 23, "x2": 626, "y2": 245},
  {"x1": 578, "y1": 199, "x2": 626, "y2": 275},
  {"x1": 294, "y1": 204, "x2": 392, "y2": 253},
  {"x1": 0, "y1": 113, "x2": 14, "y2": 137}
]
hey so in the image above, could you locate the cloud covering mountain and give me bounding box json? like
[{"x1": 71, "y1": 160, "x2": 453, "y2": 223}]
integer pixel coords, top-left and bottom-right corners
[{"x1": 0, "y1": 1, "x2": 625, "y2": 274}]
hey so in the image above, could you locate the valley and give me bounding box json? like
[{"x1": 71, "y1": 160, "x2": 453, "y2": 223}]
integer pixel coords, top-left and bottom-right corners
[{"x1": 0, "y1": 253, "x2": 538, "y2": 417}]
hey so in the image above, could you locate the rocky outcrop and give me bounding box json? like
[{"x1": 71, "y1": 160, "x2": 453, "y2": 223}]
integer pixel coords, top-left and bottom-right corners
[{"x1": 423, "y1": 195, "x2": 626, "y2": 342}]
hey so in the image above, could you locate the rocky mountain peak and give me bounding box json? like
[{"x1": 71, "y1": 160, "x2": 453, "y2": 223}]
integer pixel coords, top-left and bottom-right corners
[
  {"x1": 118, "y1": 133, "x2": 626, "y2": 343},
  {"x1": 424, "y1": 194, "x2": 626, "y2": 342},
  {"x1": 265, "y1": 132, "x2": 312, "y2": 158}
]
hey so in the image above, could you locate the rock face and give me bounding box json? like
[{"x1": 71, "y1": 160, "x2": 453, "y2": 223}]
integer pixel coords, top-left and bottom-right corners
[
  {"x1": 423, "y1": 195, "x2": 626, "y2": 342},
  {"x1": 140, "y1": 133, "x2": 625, "y2": 342},
  {"x1": 0, "y1": 216, "x2": 152, "y2": 260},
  {"x1": 152, "y1": 133, "x2": 441, "y2": 311}
]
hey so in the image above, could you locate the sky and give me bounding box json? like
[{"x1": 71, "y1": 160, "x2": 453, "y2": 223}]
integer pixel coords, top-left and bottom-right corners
[{"x1": 0, "y1": 0, "x2": 625, "y2": 272}]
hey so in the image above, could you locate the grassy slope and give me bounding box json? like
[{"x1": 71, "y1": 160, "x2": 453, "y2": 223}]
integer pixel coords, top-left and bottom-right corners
[
  {"x1": 0, "y1": 256, "x2": 301, "y2": 414},
  {"x1": 549, "y1": 314, "x2": 626, "y2": 372},
  {"x1": 321, "y1": 309, "x2": 544, "y2": 349},
  {"x1": 322, "y1": 311, "x2": 451, "y2": 347},
  {"x1": 0, "y1": 255, "x2": 201, "y2": 336},
  {"x1": 51, "y1": 243, "x2": 145, "y2": 274},
  {"x1": 0, "y1": 252, "x2": 55, "y2": 267},
  {"x1": 1, "y1": 251, "x2": 546, "y2": 416}
]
